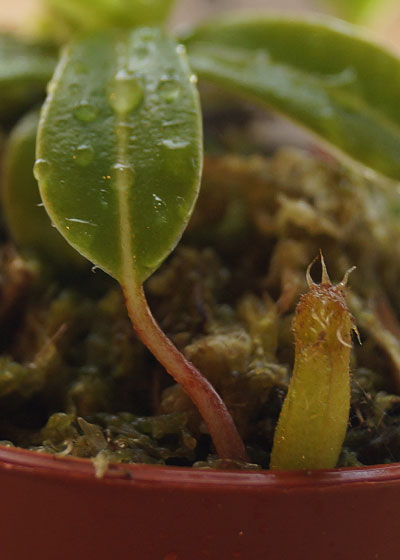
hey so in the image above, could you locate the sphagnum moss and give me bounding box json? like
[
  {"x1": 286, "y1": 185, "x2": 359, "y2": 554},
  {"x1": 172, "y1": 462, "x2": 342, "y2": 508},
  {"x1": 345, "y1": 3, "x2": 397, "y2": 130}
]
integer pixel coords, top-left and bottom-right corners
[
  {"x1": 3, "y1": 1, "x2": 400, "y2": 470},
  {"x1": 1, "y1": 148, "x2": 400, "y2": 469}
]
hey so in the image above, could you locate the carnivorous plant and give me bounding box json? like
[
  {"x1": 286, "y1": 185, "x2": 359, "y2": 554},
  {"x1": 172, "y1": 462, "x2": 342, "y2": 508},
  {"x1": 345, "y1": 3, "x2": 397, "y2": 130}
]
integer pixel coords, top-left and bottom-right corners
[{"x1": 2, "y1": 0, "x2": 400, "y2": 470}]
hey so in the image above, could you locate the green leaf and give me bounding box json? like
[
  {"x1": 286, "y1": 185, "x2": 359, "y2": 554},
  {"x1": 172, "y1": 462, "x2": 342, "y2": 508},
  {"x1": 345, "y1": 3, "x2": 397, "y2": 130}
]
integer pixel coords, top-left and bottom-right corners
[
  {"x1": 0, "y1": 34, "x2": 56, "y2": 122},
  {"x1": 36, "y1": 28, "x2": 202, "y2": 285},
  {"x1": 1, "y1": 110, "x2": 85, "y2": 268},
  {"x1": 44, "y1": 0, "x2": 175, "y2": 33},
  {"x1": 183, "y1": 14, "x2": 400, "y2": 181}
]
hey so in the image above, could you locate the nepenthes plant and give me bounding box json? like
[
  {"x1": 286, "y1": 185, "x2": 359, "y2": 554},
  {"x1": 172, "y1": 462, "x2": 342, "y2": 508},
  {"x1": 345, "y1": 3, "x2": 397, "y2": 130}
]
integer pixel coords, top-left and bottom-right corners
[{"x1": 2, "y1": 0, "x2": 400, "y2": 470}]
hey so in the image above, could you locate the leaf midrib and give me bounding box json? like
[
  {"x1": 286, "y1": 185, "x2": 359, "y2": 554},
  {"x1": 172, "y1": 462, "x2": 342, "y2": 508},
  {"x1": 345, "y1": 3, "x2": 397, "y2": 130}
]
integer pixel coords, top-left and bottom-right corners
[{"x1": 112, "y1": 35, "x2": 138, "y2": 289}]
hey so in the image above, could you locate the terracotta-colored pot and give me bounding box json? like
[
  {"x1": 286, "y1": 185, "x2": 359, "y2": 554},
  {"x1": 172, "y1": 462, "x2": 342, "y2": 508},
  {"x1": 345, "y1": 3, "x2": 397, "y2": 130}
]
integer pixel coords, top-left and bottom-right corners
[{"x1": 0, "y1": 445, "x2": 399, "y2": 559}]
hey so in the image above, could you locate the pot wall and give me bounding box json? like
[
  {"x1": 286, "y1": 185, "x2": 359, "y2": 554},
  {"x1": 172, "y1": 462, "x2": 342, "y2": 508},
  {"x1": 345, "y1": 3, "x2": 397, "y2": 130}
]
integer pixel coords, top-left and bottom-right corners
[{"x1": 0, "y1": 447, "x2": 399, "y2": 560}]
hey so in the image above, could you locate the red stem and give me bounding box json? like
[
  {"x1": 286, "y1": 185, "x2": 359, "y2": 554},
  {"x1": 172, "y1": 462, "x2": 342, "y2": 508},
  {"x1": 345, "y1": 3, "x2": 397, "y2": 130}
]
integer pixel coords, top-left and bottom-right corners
[{"x1": 123, "y1": 283, "x2": 248, "y2": 462}]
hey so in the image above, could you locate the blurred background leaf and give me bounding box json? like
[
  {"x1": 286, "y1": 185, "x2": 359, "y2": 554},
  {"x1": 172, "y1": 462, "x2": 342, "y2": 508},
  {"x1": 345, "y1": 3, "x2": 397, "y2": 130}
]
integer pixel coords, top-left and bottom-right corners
[{"x1": 316, "y1": 0, "x2": 393, "y2": 23}]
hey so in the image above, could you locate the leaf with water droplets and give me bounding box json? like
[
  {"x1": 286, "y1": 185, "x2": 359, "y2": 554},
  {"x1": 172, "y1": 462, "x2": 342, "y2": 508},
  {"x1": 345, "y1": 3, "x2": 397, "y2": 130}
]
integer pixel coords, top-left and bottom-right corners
[
  {"x1": 184, "y1": 14, "x2": 400, "y2": 181},
  {"x1": 0, "y1": 34, "x2": 56, "y2": 122},
  {"x1": 36, "y1": 27, "x2": 202, "y2": 285},
  {"x1": 1, "y1": 111, "x2": 85, "y2": 268}
]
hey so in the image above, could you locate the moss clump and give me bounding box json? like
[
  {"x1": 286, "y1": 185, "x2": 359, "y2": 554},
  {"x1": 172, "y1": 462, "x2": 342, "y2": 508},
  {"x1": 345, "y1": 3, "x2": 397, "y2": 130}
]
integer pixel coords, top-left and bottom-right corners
[{"x1": 2, "y1": 146, "x2": 400, "y2": 469}]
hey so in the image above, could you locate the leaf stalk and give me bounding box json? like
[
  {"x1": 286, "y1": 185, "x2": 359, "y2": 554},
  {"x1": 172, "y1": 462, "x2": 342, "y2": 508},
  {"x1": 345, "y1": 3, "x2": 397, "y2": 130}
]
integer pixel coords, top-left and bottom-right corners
[{"x1": 123, "y1": 282, "x2": 248, "y2": 462}]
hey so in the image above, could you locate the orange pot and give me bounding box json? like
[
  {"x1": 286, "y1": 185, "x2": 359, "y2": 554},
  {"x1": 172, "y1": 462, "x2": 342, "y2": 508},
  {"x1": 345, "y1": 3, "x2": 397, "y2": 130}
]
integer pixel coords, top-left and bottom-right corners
[{"x1": 0, "y1": 445, "x2": 399, "y2": 560}]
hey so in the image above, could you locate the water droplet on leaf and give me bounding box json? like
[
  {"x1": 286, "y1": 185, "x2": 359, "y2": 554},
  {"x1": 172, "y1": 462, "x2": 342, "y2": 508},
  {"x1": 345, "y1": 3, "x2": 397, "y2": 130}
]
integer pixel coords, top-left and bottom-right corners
[
  {"x1": 149, "y1": 193, "x2": 168, "y2": 229},
  {"x1": 74, "y1": 144, "x2": 95, "y2": 167},
  {"x1": 107, "y1": 71, "x2": 144, "y2": 114},
  {"x1": 33, "y1": 159, "x2": 51, "y2": 181},
  {"x1": 176, "y1": 196, "x2": 187, "y2": 217},
  {"x1": 161, "y1": 139, "x2": 189, "y2": 150},
  {"x1": 161, "y1": 119, "x2": 183, "y2": 128},
  {"x1": 158, "y1": 77, "x2": 181, "y2": 103},
  {"x1": 112, "y1": 163, "x2": 136, "y2": 192},
  {"x1": 74, "y1": 101, "x2": 98, "y2": 122},
  {"x1": 152, "y1": 193, "x2": 166, "y2": 209}
]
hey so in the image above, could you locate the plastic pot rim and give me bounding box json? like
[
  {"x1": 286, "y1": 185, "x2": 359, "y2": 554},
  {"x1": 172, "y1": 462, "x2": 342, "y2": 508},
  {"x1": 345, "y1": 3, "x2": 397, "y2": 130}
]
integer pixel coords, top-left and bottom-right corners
[{"x1": 1, "y1": 443, "x2": 400, "y2": 492}]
